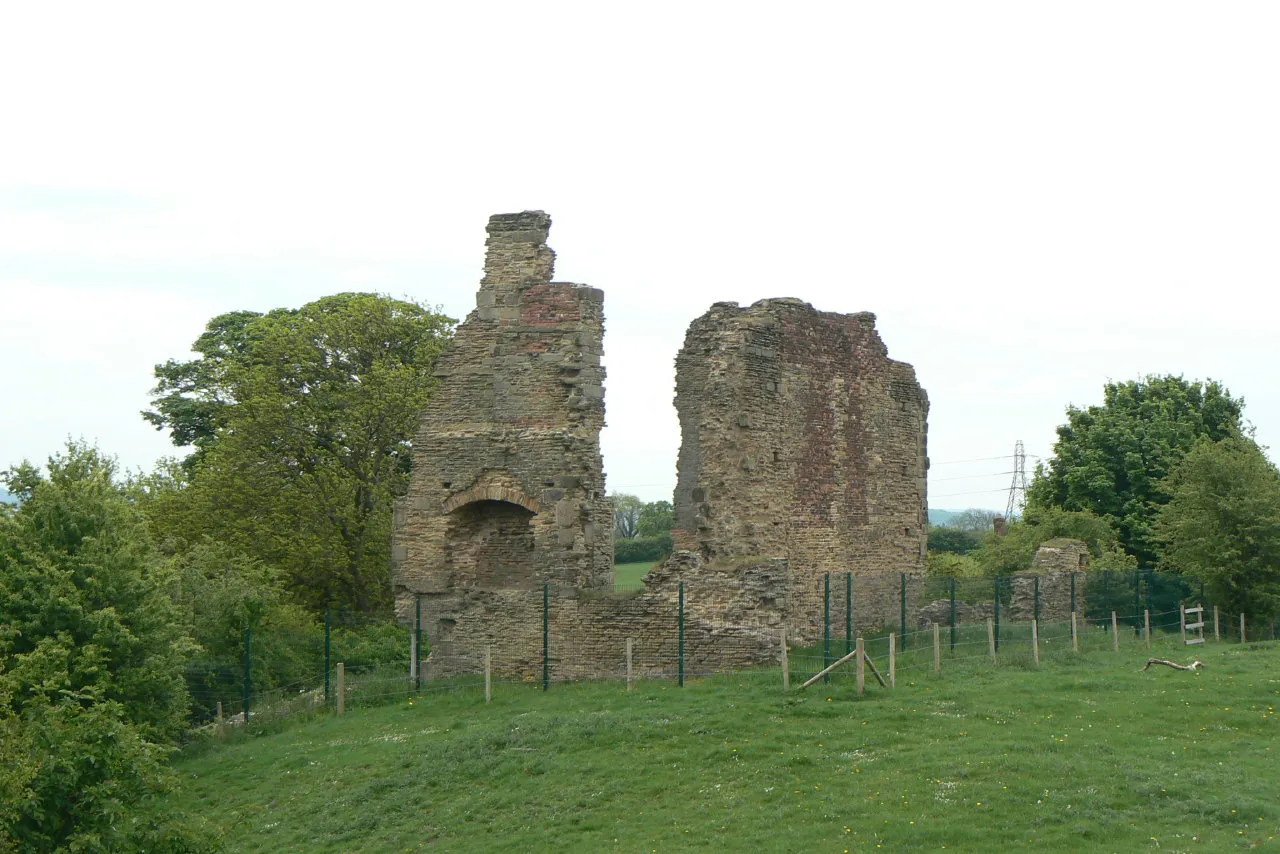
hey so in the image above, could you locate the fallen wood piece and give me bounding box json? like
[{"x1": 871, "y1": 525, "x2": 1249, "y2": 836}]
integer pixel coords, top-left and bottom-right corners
[
  {"x1": 800, "y1": 647, "x2": 861, "y2": 689},
  {"x1": 1141, "y1": 658, "x2": 1203, "y2": 672},
  {"x1": 863, "y1": 652, "x2": 888, "y2": 688}
]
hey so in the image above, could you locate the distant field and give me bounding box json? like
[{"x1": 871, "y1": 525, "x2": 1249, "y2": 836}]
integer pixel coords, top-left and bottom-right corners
[
  {"x1": 615, "y1": 560, "x2": 656, "y2": 591},
  {"x1": 163, "y1": 637, "x2": 1279, "y2": 852}
]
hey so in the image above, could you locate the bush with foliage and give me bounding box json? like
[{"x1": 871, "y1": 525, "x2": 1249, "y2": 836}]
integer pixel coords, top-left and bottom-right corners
[
  {"x1": 1155, "y1": 437, "x2": 1280, "y2": 625},
  {"x1": 0, "y1": 443, "x2": 214, "y2": 852},
  {"x1": 615, "y1": 534, "x2": 674, "y2": 563},
  {"x1": 970, "y1": 506, "x2": 1134, "y2": 576}
]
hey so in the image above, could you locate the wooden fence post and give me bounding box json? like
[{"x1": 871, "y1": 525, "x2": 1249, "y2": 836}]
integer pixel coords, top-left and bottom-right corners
[
  {"x1": 1214, "y1": 605, "x2": 1220, "y2": 641},
  {"x1": 409, "y1": 631, "x2": 417, "y2": 691},
  {"x1": 932, "y1": 623, "x2": 941, "y2": 674},
  {"x1": 1144, "y1": 609, "x2": 1151, "y2": 648},
  {"x1": 987, "y1": 618, "x2": 996, "y2": 661},
  {"x1": 215, "y1": 701, "x2": 224, "y2": 737},
  {"x1": 484, "y1": 646, "x2": 492, "y2": 703},
  {"x1": 1071, "y1": 611, "x2": 1079, "y2": 652},
  {"x1": 1031, "y1": 619, "x2": 1040, "y2": 666},
  {"x1": 888, "y1": 633, "x2": 896, "y2": 688},
  {"x1": 336, "y1": 663, "x2": 345, "y2": 716},
  {"x1": 626, "y1": 638, "x2": 634, "y2": 692},
  {"x1": 855, "y1": 636, "x2": 865, "y2": 694},
  {"x1": 1241, "y1": 613, "x2": 1247, "y2": 643},
  {"x1": 1111, "y1": 612, "x2": 1119, "y2": 652},
  {"x1": 1180, "y1": 604, "x2": 1186, "y2": 645},
  {"x1": 779, "y1": 631, "x2": 788, "y2": 692}
]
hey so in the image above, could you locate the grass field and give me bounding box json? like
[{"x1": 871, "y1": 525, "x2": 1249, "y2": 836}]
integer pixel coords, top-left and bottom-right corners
[
  {"x1": 164, "y1": 637, "x2": 1279, "y2": 852},
  {"x1": 615, "y1": 560, "x2": 657, "y2": 591}
]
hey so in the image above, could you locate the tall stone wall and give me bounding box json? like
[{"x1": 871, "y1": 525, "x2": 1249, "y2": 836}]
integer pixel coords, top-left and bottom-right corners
[
  {"x1": 672, "y1": 298, "x2": 929, "y2": 630},
  {"x1": 392, "y1": 212, "x2": 613, "y2": 632}
]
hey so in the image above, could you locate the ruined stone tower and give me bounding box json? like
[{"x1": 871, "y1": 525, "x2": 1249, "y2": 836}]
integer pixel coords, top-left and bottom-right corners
[
  {"x1": 392, "y1": 212, "x2": 613, "y2": 627},
  {"x1": 672, "y1": 298, "x2": 929, "y2": 624}
]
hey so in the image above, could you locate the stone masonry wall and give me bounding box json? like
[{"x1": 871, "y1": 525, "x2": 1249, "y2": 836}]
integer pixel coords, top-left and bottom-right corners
[
  {"x1": 423, "y1": 553, "x2": 787, "y2": 680},
  {"x1": 672, "y1": 299, "x2": 929, "y2": 634},
  {"x1": 392, "y1": 212, "x2": 613, "y2": 631}
]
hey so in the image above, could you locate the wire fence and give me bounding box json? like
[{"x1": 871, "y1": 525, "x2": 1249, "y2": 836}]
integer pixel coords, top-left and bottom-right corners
[{"x1": 186, "y1": 569, "x2": 1279, "y2": 736}]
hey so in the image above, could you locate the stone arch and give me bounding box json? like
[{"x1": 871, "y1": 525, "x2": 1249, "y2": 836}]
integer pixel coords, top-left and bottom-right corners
[{"x1": 441, "y1": 484, "x2": 540, "y2": 515}]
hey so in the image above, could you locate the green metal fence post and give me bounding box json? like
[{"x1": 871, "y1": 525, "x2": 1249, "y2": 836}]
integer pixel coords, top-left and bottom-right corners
[
  {"x1": 1034, "y1": 575, "x2": 1041, "y2": 624},
  {"x1": 900, "y1": 572, "x2": 908, "y2": 651},
  {"x1": 993, "y1": 577, "x2": 1001, "y2": 653},
  {"x1": 414, "y1": 597, "x2": 422, "y2": 692},
  {"x1": 823, "y1": 573, "x2": 831, "y2": 682},
  {"x1": 324, "y1": 609, "x2": 331, "y2": 706},
  {"x1": 678, "y1": 580, "x2": 686, "y2": 688},
  {"x1": 950, "y1": 576, "x2": 957, "y2": 652},
  {"x1": 242, "y1": 623, "x2": 252, "y2": 721},
  {"x1": 542, "y1": 582, "x2": 549, "y2": 692},
  {"x1": 845, "y1": 572, "x2": 854, "y2": 655}
]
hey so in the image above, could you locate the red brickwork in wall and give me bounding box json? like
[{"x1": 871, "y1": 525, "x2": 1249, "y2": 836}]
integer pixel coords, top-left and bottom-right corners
[{"x1": 672, "y1": 298, "x2": 929, "y2": 634}]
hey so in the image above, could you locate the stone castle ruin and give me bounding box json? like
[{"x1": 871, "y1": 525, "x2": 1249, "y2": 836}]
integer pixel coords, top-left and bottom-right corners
[{"x1": 393, "y1": 212, "x2": 929, "y2": 679}]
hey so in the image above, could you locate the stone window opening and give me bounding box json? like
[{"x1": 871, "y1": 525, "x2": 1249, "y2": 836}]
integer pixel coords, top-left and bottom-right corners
[{"x1": 445, "y1": 499, "x2": 539, "y2": 588}]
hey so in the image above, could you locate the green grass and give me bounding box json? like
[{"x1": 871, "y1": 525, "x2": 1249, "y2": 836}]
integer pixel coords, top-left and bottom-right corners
[
  {"x1": 163, "y1": 636, "x2": 1280, "y2": 852},
  {"x1": 615, "y1": 560, "x2": 657, "y2": 591}
]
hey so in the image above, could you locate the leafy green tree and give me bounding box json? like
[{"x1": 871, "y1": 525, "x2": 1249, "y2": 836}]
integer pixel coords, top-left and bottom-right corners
[
  {"x1": 1027, "y1": 376, "x2": 1243, "y2": 566},
  {"x1": 637, "y1": 500, "x2": 674, "y2": 538},
  {"x1": 0, "y1": 442, "x2": 212, "y2": 852},
  {"x1": 612, "y1": 493, "x2": 643, "y2": 539},
  {"x1": 144, "y1": 293, "x2": 454, "y2": 614},
  {"x1": 1154, "y1": 438, "x2": 1280, "y2": 625}
]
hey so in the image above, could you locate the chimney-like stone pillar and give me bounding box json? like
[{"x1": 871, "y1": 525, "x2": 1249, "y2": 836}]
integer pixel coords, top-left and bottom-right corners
[{"x1": 481, "y1": 210, "x2": 556, "y2": 288}]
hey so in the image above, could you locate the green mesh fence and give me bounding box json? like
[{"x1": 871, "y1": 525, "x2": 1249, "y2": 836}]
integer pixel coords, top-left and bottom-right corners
[{"x1": 186, "y1": 569, "x2": 1276, "y2": 737}]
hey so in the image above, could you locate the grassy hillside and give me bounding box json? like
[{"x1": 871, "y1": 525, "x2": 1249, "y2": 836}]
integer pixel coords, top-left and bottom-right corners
[{"x1": 164, "y1": 638, "x2": 1279, "y2": 852}]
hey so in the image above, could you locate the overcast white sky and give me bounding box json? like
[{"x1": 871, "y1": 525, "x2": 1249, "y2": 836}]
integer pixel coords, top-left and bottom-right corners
[{"x1": 2, "y1": 2, "x2": 1277, "y2": 511}]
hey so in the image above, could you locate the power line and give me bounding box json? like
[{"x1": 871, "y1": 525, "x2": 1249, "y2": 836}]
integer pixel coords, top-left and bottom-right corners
[
  {"x1": 930, "y1": 470, "x2": 1014, "y2": 483},
  {"x1": 930, "y1": 487, "x2": 1010, "y2": 498},
  {"x1": 931, "y1": 453, "x2": 1041, "y2": 466}
]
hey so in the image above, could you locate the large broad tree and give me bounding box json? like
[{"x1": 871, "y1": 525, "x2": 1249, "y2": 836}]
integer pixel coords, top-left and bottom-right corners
[
  {"x1": 612, "y1": 493, "x2": 644, "y2": 539},
  {"x1": 1155, "y1": 437, "x2": 1280, "y2": 626},
  {"x1": 1027, "y1": 375, "x2": 1243, "y2": 566},
  {"x1": 143, "y1": 293, "x2": 454, "y2": 614},
  {"x1": 0, "y1": 443, "x2": 210, "y2": 852}
]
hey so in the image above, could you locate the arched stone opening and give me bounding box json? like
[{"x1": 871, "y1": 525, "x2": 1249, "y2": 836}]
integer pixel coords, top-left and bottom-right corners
[{"x1": 445, "y1": 499, "x2": 538, "y2": 588}]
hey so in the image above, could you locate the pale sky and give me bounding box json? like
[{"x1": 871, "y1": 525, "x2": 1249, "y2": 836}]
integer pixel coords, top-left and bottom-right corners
[{"x1": 2, "y1": 2, "x2": 1277, "y2": 511}]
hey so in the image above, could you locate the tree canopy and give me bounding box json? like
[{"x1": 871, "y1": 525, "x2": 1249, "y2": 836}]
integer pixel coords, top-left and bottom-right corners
[
  {"x1": 1155, "y1": 437, "x2": 1280, "y2": 625},
  {"x1": 1027, "y1": 376, "x2": 1243, "y2": 566},
  {"x1": 144, "y1": 293, "x2": 454, "y2": 614}
]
